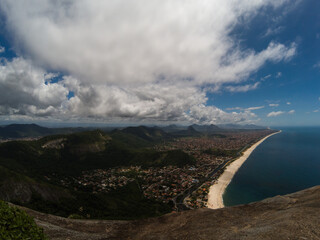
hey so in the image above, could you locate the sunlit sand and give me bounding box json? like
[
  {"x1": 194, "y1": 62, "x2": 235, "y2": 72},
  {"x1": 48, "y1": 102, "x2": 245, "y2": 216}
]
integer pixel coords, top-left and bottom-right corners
[{"x1": 207, "y1": 131, "x2": 281, "y2": 209}]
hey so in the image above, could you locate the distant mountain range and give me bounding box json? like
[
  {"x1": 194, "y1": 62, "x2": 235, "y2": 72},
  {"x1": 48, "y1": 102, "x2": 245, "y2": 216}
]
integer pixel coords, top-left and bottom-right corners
[
  {"x1": 217, "y1": 123, "x2": 267, "y2": 130},
  {"x1": 114, "y1": 126, "x2": 170, "y2": 142},
  {"x1": 0, "y1": 124, "x2": 91, "y2": 139},
  {"x1": 0, "y1": 124, "x2": 52, "y2": 138},
  {"x1": 190, "y1": 124, "x2": 221, "y2": 132},
  {"x1": 0, "y1": 123, "x2": 268, "y2": 140}
]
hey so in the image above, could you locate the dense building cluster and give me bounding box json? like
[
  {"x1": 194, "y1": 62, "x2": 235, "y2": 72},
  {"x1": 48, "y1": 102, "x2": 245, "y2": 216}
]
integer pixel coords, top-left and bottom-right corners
[{"x1": 185, "y1": 181, "x2": 212, "y2": 208}]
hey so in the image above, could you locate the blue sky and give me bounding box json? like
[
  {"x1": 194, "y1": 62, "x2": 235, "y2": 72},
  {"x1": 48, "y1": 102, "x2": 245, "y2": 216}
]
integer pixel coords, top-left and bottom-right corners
[
  {"x1": 0, "y1": 0, "x2": 319, "y2": 127},
  {"x1": 210, "y1": 0, "x2": 320, "y2": 126}
]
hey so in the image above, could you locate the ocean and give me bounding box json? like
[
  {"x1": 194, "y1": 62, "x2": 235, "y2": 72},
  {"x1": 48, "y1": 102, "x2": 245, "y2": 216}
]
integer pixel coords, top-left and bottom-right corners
[{"x1": 223, "y1": 127, "x2": 320, "y2": 206}]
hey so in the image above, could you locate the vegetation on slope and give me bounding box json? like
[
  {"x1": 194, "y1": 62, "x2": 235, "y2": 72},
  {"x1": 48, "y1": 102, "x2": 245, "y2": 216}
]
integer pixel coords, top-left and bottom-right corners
[
  {"x1": 0, "y1": 129, "x2": 194, "y2": 219},
  {"x1": 203, "y1": 148, "x2": 238, "y2": 158},
  {"x1": 0, "y1": 201, "x2": 47, "y2": 240}
]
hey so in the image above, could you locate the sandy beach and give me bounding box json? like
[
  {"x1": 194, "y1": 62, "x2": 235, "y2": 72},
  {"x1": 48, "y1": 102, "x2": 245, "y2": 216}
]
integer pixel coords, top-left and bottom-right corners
[{"x1": 207, "y1": 131, "x2": 281, "y2": 209}]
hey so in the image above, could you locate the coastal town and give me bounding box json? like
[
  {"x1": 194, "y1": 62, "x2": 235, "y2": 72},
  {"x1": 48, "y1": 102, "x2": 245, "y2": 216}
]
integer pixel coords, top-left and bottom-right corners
[{"x1": 56, "y1": 129, "x2": 276, "y2": 210}]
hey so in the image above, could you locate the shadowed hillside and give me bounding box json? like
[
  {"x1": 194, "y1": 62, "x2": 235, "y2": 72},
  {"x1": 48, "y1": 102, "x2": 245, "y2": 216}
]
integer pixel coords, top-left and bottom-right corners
[
  {"x1": 15, "y1": 185, "x2": 320, "y2": 240},
  {"x1": 0, "y1": 124, "x2": 90, "y2": 139},
  {"x1": 0, "y1": 130, "x2": 195, "y2": 220}
]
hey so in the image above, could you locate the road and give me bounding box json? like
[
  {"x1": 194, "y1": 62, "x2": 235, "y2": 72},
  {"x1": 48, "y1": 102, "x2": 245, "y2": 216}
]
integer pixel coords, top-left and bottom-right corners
[{"x1": 173, "y1": 144, "x2": 250, "y2": 211}]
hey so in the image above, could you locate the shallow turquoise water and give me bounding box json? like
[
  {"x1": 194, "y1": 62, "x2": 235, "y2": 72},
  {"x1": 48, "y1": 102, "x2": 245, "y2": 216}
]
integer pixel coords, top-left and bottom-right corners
[{"x1": 223, "y1": 127, "x2": 320, "y2": 206}]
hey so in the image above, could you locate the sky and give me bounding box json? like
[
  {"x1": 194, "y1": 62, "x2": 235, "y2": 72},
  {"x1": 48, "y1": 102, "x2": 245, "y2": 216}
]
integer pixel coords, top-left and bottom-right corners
[{"x1": 0, "y1": 0, "x2": 319, "y2": 127}]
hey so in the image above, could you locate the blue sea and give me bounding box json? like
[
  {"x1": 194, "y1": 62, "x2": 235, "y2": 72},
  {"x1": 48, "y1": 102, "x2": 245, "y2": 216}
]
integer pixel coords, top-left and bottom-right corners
[{"x1": 223, "y1": 127, "x2": 320, "y2": 206}]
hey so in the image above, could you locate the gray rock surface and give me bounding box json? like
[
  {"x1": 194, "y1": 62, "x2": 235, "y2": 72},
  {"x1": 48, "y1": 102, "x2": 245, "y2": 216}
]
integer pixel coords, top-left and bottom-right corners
[{"x1": 19, "y1": 185, "x2": 320, "y2": 240}]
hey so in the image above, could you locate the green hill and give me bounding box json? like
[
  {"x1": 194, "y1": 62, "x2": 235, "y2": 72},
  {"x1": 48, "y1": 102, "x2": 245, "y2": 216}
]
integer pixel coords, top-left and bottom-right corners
[
  {"x1": 0, "y1": 130, "x2": 195, "y2": 219},
  {"x1": 111, "y1": 126, "x2": 172, "y2": 148},
  {"x1": 0, "y1": 124, "x2": 52, "y2": 139}
]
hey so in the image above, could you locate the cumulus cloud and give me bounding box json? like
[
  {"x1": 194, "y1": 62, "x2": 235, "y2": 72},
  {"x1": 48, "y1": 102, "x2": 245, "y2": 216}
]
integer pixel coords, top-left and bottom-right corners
[
  {"x1": 0, "y1": 0, "x2": 298, "y2": 124},
  {"x1": 288, "y1": 110, "x2": 295, "y2": 114},
  {"x1": 0, "y1": 58, "x2": 68, "y2": 117},
  {"x1": 1, "y1": 1, "x2": 297, "y2": 86},
  {"x1": 0, "y1": 46, "x2": 5, "y2": 53},
  {"x1": 187, "y1": 104, "x2": 257, "y2": 125},
  {"x1": 286, "y1": 102, "x2": 291, "y2": 105},
  {"x1": 269, "y1": 103, "x2": 279, "y2": 107},
  {"x1": 267, "y1": 111, "x2": 285, "y2": 117}
]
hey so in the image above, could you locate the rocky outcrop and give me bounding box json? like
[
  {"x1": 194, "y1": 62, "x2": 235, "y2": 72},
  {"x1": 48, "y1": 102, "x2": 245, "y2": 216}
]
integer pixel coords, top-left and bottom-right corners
[{"x1": 18, "y1": 185, "x2": 320, "y2": 240}]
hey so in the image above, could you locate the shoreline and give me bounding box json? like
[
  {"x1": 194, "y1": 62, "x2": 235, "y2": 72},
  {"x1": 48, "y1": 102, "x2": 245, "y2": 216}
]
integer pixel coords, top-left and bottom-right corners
[{"x1": 207, "y1": 130, "x2": 281, "y2": 209}]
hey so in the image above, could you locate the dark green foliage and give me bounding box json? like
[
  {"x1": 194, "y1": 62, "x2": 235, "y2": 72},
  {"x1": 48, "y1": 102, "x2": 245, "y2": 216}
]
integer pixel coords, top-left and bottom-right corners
[
  {"x1": 0, "y1": 130, "x2": 194, "y2": 178},
  {"x1": 164, "y1": 150, "x2": 196, "y2": 167},
  {"x1": 23, "y1": 182, "x2": 170, "y2": 220},
  {"x1": 203, "y1": 148, "x2": 238, "y2": 157},
  {"x1": 110, "y1": 131, "x2": 152, "y2": 148},
  {"x1": 138, "y1": 150, "x2": 196, "y2": 167},
  {"x1": 64, "y1": 130, "x2": 106, "y2": 145},
  {"x1": 209, "y1": 134, "x2": 227, "y2": 138},
  {"x1": 171, "y1": 126, "x2": 201, "y2": 137},
  {"x1": 0, "y1": 201, "x2": 47, "y2": 240},
  {"x1": 0, "y1": 130, "x2": 192, "y2": 219},
  {"x1": 117, "y1": 126, "x2": 169, "y2": 142},
  {"x1": 110, "y1": 126, "x2": 172, "y2": 149},
  {"x1": 191, "y1": 124, "x2": 221, "y2": 132},
  {"x1": 0, "y1": 165, "x2": 34, "y2": 183}
]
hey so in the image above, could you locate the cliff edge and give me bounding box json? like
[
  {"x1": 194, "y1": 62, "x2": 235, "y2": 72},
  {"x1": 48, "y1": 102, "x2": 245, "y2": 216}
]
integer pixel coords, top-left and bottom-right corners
[{"x1": 18, "y1": 185, "x2": 320, "y2": 240}]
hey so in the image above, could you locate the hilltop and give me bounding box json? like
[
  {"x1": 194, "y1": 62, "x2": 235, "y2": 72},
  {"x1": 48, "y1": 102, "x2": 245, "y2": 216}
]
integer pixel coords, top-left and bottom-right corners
[{"x1": 16, "y1": 185, "x2": 320, "y2": 240}]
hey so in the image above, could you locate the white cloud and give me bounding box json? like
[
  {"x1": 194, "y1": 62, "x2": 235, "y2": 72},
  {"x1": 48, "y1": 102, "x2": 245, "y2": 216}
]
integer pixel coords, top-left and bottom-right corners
[
  {"x1": 0, "y1": 0, "x2": 299, "y2": 124},
  {"x1": 1, "y1": 1, "x2": 297, "y2": 87},
  {"x1": 0, "y1": 46, "x2": 5, "y2": 53},
  {"x1": 288, "y1": 110, "x2": 295, "y2": 114},
  {"x1": 226, "y1": 106, "x2": 264, "y2": 111},
  {"x1": 267, "y1": 111, "x2": 285, "y2": 117},
  {"x1": 262, "y1": 26, "x2": 285, "y2": 38},
  {"x1": 261, "y1": 74, "x2": 271, "y2": 81},
  {"x1": 225, "y1": 82, "x2": 260, "y2": 93},
  {"x1": 269, "y1": 103, "x2": 279, "y2": 107},
  {"x1": 187, "y1": 104, "x2": 258, "y2": 125},
  {"x1": 246, "y1": 106, "x2": 265, "y2": 111},
  {"x1": 0, "y1": 58, "x2": 68, "y2": 117},
  {"x1": 313, "y1": 110, "x2": 319, "y2": 113},
  {"x1": 276, "y1": 72, "x2": 282, "y2": 78},
  {"x1": 0, "y1": 57, "x2": 261, "y2": 124},
  {"x1": 225, "y1": 107, "x2": 242, "y2": 111},
  {"x1": 286, "y1": 102, "x2": 291, "y2": 105}
]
